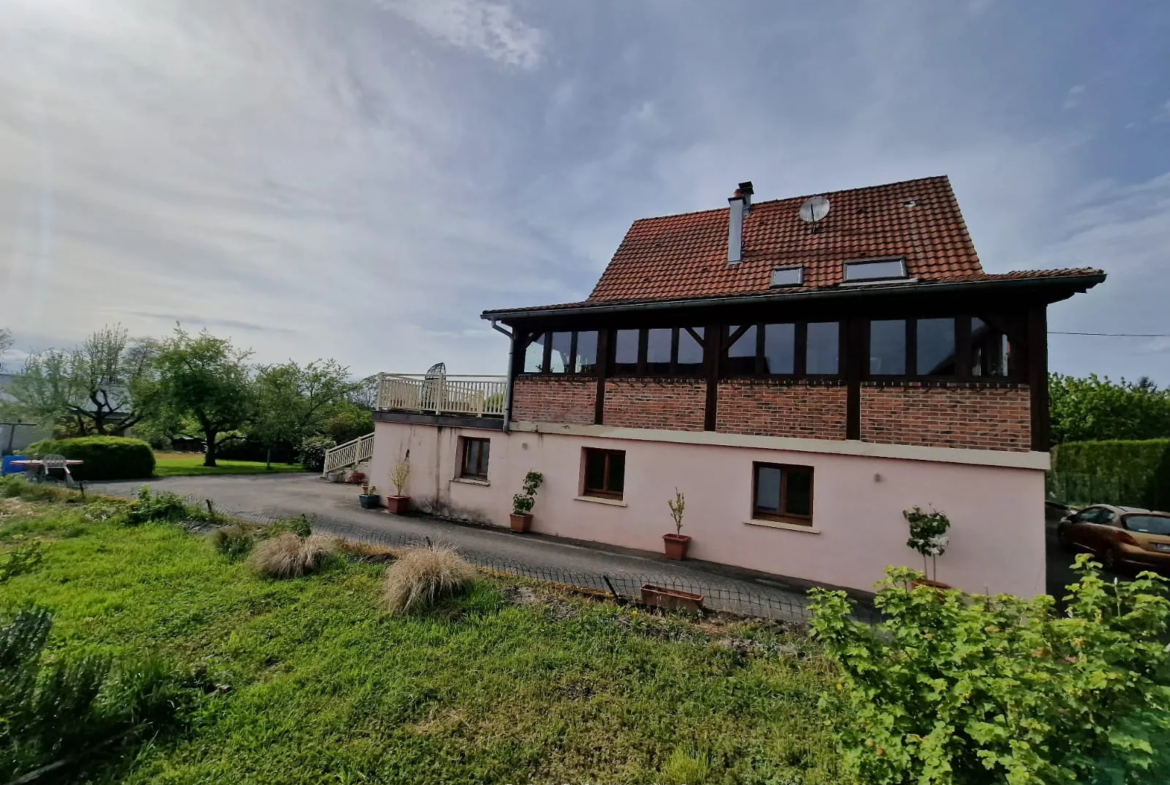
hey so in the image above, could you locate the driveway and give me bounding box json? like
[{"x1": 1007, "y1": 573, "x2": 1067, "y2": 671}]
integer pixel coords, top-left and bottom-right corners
[{"x1": 89, "y1": 474, "x2": 856, "y2": 623}]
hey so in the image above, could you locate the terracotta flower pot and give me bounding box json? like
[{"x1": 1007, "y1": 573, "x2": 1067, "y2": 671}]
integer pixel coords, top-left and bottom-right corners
[
  {"x1": 510, "y1": 513, "x2": 532, "y2": 533},
  {"x1": 384, "y1": 495, "x2": 411, "y2": 515},
  {"x1": 662, "y1": 533, "x2": 691, "y2": 560},
  {"x1": 640, "y1": 584, "x2": 704, "y2": 613}
]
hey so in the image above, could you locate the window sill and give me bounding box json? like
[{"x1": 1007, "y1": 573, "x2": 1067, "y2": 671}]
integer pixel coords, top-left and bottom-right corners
[
  {"x1": 452, "y1": 477, "x2": 490, "y2": 487},
  {"x1": 743, "y1": 518, "x2": 820, "y2": 534},
  {"x1": 574, "y1": 495, "x2": 628, "y2": 508}
]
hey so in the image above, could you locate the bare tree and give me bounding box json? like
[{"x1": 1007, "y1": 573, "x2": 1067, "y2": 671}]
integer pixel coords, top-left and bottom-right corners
[{"x1": 0, "y1": 327, "x2": 12, "y2": 372}]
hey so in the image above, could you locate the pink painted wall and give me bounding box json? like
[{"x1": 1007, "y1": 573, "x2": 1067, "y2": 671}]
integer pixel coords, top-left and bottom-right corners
[{"x1": 369, "y1": 421, "x2": 1046, "y2": 597}]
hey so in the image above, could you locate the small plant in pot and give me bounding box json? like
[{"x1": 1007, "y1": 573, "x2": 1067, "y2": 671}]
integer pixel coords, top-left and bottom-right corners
[
  {"x1": 359, "y1": 483, "x2": 380, "y2": 509},
  {"x1": 385, "y1": 460, "x2": 411, "y2": 515},
  {"x1": 510, "y1": 471, "x2": 543, "y2": 532},
  {"x1": 904, "y1": 505, "x2": 951, "y2": 589},
  {"x1": 662, "y1": 488, "x2": 691, "y2": 560}
]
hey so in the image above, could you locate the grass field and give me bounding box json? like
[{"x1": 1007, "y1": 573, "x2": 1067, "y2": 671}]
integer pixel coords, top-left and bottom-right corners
[
  {"x1": 153, "y1": 452, "x2": 305, "y2": 477},
  {"x1": 0, "y1": 494, "x2": 842, "y2": 784}
]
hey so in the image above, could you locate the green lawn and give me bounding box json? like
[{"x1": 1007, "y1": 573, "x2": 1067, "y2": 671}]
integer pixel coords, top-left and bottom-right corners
[
  {"x1": 153, "y1": 452, "x2": 306, "y2": 477},
  {"x1": 0, "y1": 495, "x2": 842, "y2": 785}
]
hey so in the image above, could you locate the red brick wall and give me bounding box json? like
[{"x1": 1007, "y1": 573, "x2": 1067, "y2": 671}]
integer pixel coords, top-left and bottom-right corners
[
  {"x1": 861, "y1": 383, "x2": 1031, "y2": 452},
  {"x1": 717, "y1": 380, "x2": 848, "y2": 440},
  {"x1": 511, "y1": 376, "x2": 595, "y2": 425},
  {"x1": 604, "y1": 379, "x2": 706, "y2": 432}
]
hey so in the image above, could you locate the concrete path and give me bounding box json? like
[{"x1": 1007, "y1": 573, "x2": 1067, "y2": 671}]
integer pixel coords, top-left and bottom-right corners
[{"x1": 89, "y1": 474, "x2": 855, "y2": 623}]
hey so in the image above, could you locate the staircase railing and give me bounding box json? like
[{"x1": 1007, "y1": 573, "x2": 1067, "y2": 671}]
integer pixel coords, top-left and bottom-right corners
[{"x1": 322, "y1": 432, "x2": 374, "y2": 476}]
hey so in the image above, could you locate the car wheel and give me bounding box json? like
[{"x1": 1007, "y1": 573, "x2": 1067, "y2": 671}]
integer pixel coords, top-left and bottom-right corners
[
  {"x1": 1057, "y1": 527, "x2": 1074, "y2": 553},
  {"x1": 1101, "y1": 547, "x2": 1118, "y2": 571}
]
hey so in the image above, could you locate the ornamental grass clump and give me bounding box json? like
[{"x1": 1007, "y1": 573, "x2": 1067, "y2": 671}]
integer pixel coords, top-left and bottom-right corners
[
  {"x1": 381, "y1": 543, "x2": 474, "y2": 615},
  {"x1": 809, "y1": 556, "x2": 1170, "y2": 785},
  {"x1": 246, "y1": 532, "x2": 335, "y2": 579}
]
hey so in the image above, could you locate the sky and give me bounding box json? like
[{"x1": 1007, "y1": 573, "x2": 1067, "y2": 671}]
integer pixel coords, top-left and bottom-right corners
[{"x1": 1, "y1": 0, "x2": 1168, "y2": 382}]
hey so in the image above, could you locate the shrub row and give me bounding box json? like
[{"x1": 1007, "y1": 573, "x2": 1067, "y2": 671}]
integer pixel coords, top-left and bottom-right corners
[
  {"x1": 1051, "y1": 438, "x2": 1170, "y2": 510},
  {"x1": 25, "y1": 436, "x2": 155, "y2": 482}
]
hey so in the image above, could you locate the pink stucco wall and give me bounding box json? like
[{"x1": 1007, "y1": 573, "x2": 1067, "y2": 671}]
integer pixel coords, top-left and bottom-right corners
[{"x1": 369, "y1": 421, "x2": 1046, "y2": 597}]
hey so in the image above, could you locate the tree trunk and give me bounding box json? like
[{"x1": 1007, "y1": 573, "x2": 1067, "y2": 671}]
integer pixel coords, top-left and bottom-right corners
[
  {"x1": 204, "y1": 431, "x2": 218, "y2": 467},
  {"x1": 265, "y1": 446, "x2": 272, "y2": 470}
]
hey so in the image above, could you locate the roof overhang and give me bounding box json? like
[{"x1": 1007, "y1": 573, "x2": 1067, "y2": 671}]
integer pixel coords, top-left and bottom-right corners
[{"x1": 481, "y1": 272, "x2": 1106, "y2": 324}]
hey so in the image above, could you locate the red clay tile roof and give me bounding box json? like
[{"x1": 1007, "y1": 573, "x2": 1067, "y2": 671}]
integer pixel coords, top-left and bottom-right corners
[{"x1": 589, "y1": 175, "x2": 984, "y2": 301}]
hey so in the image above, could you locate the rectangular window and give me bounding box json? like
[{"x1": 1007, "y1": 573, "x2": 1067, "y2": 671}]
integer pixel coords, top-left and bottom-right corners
[
  {"x1": 725, "y1": 325, "x2": 757, "y2": 376},
  {"x1": 575, "y1": 331, "x2": 598, "y2": 375},
  {"x1": 677, "y1": 327, "x2": 704, "y2": 374},
  {"x1": 460, "y1": 438, "x2": 490, "y2": 479},
  {"x1": 645, "y1": 328, "x2": 673, "y2": 375},
  {"x1": 770, "y1": 267, "x2": 803, "y2": 287},
  {"x1": 583, "y1": 448, "x2": 625, "y2": 499},
  {"x1": 869, "y1": 319, "x2": 906, "y2": 376},
  {"x1": 844, "y1": 258, "x2": 907, "y2": 282},
  {"x1": 613, "y1": 329, "x2": 639, "y2": 375},
  {"x1": 752, "y1": 463, "x2": 813, "y2": 523},
  {"x1": 549, "y1": 331, "x2": 573, "y2": 374},
  {"x1": 524, "y1": 333, "x2": 546, "y2": 373},
  {"x1": 806, "y1": 322, "x2": 840, "y2": 375},
  {"x1": 763, "y1": 323, "x2": 795, "y2": 375},
  {"x1": 971, "y1": 318, "x2": 1009, "y2": 377},
  {"x1": 917, "y1": 318, "x2": 956, "y2": 376}
]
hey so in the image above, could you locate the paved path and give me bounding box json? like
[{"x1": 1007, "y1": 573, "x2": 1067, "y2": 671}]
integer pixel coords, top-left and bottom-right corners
[{"x1": 90, "y1": 474, "x2": 857, "y2": 623}]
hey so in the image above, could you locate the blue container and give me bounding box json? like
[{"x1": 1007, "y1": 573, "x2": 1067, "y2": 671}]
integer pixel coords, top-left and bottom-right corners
[{"x1": 1, "y1": 455, "x2": 29, "y2": 475}]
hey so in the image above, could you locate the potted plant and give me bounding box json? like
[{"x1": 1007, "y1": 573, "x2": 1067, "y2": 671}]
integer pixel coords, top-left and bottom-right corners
[
  {"x1": 662, "y1": 488, "x2": 691, "y2": 560},
  {"x1": 510, "y1": 471, "x2": 544, "y2": 532},
  {"x1": 359, "y1": 483, "x2": 380, "y2": 509},
  {"x1": 384, "y1": 460, "x2": 411, "y2": 515},
  {"x1": 904, "y1": 506, "x2": 951, "y2": 589}
]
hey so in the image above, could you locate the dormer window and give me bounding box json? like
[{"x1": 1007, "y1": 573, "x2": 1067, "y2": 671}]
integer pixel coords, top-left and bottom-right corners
[
  {"x1": 770, "y1": 266, "x2": 804, "y2": 287},
  {"x1": 843, "y1": 258, "x2": 908, "y2": 282}
]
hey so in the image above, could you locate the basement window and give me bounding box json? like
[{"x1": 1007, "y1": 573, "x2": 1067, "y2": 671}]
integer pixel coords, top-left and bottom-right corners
[
  {"x1": 753, "y1": 463, "x2": 813, "y2": 524},
  {"x1": 460, "y1": 437, "x2": 491, "y2": 480},
  {"x1": 583, "y1": 448, "x2": 625, "y2": 500},
  {"x1": 844, "y1": 258, "x2": 908, "y2": 282},
  {"x1": 770, "y1": 266, "x2": 804, "y2": 287}
]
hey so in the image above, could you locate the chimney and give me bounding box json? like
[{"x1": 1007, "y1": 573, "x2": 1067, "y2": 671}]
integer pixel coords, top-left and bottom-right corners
[{"x1": 727, "y1": 181, "x2": 753, "y2": 264}]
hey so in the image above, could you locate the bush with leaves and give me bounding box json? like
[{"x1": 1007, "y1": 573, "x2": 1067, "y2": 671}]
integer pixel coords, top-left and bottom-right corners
[
  {"x1": 511, "y1": 471, "x2": 543, "y2": 516},
  {"x1": 211, "y1": 525, "x2": 256, "y2": 559},
  {"x1": 123, "y1": 486, "x2": 201, "y2": 526},
  {"x1": 26, "y1": 436, "x2": 155, "y2": 481},
  {"x1": 0, "y1": 541, "x2": 43, "y2": 583},
  {"x1": 809, "y1": 557, "x2": 1170, "y2": 785},
  {"x1": 299, "y1": 435, "x2": 336, "y2": 473}
]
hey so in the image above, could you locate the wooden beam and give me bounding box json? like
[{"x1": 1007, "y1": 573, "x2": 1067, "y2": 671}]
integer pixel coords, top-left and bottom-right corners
[
  {"x1": 595, "y1": 329, "x2": 609, "y2": 425},
  {"x1": 704, "y1": 323, "x2": 720, "y2": 431},
  {"x1": 1027, "y1": 306, "x2": 1049, "y2": 451},
  {"x1": 845, "y1": 318, "x2": 863, "y2": 440}
]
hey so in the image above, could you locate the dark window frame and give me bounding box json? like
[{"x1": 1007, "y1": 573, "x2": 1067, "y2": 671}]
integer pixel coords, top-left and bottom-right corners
[
  {"x1": 459, "y1": 437, "x2": 491, "y2": 480},
  {"x1": 582, "y1": 448, "x2": 625, "y2": 499},
  {"x1": 523, "y1": 330, "x2": 600, "y2": 377},
  {"x1": 607, "y1": 327, "x2": 706, "y2": 377},
  {"x1": 751, "y1": 462, "x2": 814, "y2": 524},
  {"x1": 722, "y1": 321, "x2": 843, "y2": 379},
  {"x1": 863, "y1": 316, "x2": 1015, "y2": 382}
]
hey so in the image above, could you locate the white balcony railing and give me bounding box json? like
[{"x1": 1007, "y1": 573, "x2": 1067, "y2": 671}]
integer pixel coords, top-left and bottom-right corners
[{"x1": 376, "y1": 373, "x2": 507, "y2": 418}]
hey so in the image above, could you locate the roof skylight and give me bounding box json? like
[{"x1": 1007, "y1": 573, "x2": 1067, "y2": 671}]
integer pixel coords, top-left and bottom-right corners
[
  {"x1": 770, "y1": 267, "x2": 804, "y2": 287},
  {"x1": 843, "y1": 258, "x2": 908, "y2": 282}
]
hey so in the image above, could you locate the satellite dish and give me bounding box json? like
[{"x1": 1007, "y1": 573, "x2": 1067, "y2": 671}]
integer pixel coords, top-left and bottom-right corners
[{"x1": 799, "y1": 195, "x2": 830, "y2": 224}]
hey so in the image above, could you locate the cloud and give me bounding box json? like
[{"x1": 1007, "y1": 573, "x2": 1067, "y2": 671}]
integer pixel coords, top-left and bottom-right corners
[
  {"x1": 1155, "y1": 99, "x2": 1170, "y2": 123},
  {"x1": 366, "y1": 0, "x2": 544, "y2": 69},
  {"x1": 1063, "y1": 84, "x2": 1086, "y2": 110}
]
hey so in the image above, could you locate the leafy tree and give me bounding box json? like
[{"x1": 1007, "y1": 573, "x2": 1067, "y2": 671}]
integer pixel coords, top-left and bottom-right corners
[
  {"x1": 0, "y1": 327, "x2": 12, "y2": 371},
  {"x1": 1049, "y1": 373, "x2": 1170, "y2": 444},
  {"x1": 321, "y1": 400, "x2": 374, "y2": 445},
  {"x1": 252, "y1": 360, "x2": 358, "y2": 467},
  {"x1": 4, "y1": 326, "x2": 159, "y2": 437},
  {"x1": 154, "y1": 328, "x2": 254, "y2": 467}
]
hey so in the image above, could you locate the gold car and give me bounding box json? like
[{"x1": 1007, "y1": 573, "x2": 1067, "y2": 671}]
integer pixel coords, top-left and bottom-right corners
[{"x1": 1057, "y1": 504, "x2": 1170, "y2": 573}]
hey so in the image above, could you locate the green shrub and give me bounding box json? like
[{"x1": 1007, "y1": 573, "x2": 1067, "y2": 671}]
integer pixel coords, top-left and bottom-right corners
[
  {"x1": 0, "y1": 541, "x2": 43, "y2": 583},
  {"x1": 1051, "y1": 439, "x2": 1170, "y2": 510},
  {"x1": 298, "y1": 436, "x2": 335, "y2": 473},
  {"x1": 211, "y1": 525, "x2": 255, "y2": 559},
  {"x1": 25, "y1": 436, "x2": 155, "y2": 481},
  {"x1": 809, "y1": 558, "x2": 1170, "y2": 785},
  {"x1": 123, "y1": 486, "x2": 198, "y2": 526},
  {"x1": 272, "y1": 515, "x2": 312, "y2": 538}
]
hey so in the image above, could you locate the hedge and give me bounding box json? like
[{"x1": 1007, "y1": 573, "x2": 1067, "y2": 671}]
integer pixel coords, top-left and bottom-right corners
[
  {"x1": 25, "y1": 437, "x2": 156, "y2": 481},
  {"x1": 1051, "y1": 439, "x2": 1170, "y2": 510}
]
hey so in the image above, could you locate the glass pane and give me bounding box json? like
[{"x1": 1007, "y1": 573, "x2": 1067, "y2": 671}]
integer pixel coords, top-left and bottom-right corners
[
  {"x1": 464, "y1": 440, "x2": 479, "y2": 474},
  {"x1": 550, "y1": 331, "x2": 572, "y2": 374},
  {"x1": 770, "y1": 267, "x2": 803, "y2": 287},
  {"x1": 677, "y1": 328, "x2": 704, "y2": 373},
  {"x1": 763, "y1": 324, "x2": 795, "y2": 374},
  {"x1": 917, "y1": 318, "x2": 955, "y2": 376},
  {"x1": 479, "y1": 440, "x2": 490, "y2": 475},
  {"x1": 726, "y1": 325, "x2": 757, "y2": 375},
  {"x1": 575, "y1": 331, "x2": 598, "y2": 375},
  {"x1": 755, "y1": 466, "x2": 781, "y2": 512},
  {"x1": 971, "y1": 318, "x2": 1009, "y2": 377},
  {"x1": 806, "y1": 322, "x2": 839, "y2": 375},
  {"x1": 607, "y1": 451, "x2": 625, "y2": 494},
  {"x1": 845, "y1": 259, "x2": 906, "y2": 281},
  {"x1": 585, "y1": 451, "x2": 606, "y2": 491},
  {"x1": 524, "y1": 333, "x2": 546, "y2": 373},
  {"x1": 614, "y1": 329, "x2": 639, "y2": 374},
  {"x1": 869, "y1": 320, "x2": 906, "y2": 375},
  {"x1": 646, "y1": 328, "x2": 672, "y2": 375},
  {"x1": 786, "y1": 470, "x2": 812, "y2": 517}
]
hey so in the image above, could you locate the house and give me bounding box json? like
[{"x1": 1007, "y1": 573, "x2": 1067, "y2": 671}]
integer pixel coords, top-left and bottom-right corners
[{"x1": 362, "y1": 176, "x2": 1104, "y2": 596}]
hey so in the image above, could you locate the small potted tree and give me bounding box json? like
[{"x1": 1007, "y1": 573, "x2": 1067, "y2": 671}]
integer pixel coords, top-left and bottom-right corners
[
  {"x1": 359, "y1": 482, "x2": 380, "y2": 509},
  {"x1": 662, "y1": 488, "x2": 691, "y2": 560},
  {"x1": 510, "y1": 471, "x2": 543, "y2": 532},
  {"x1": 904, "y1": 506, "x2": 951, "y2": 589},
  {"x1": 384, "y1": 460, "x2": 411, "y2": 515}
]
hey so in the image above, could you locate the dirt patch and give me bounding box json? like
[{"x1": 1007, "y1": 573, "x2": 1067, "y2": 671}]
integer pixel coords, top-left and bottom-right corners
[{"x1": 0, "y1": 498, "x2": 38, "y2": 520}]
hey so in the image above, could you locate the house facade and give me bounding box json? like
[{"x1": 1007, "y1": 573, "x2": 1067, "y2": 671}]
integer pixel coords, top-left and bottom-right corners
[{"x1": 367, "y1": 176, "x2": 1103, "y2": 596}]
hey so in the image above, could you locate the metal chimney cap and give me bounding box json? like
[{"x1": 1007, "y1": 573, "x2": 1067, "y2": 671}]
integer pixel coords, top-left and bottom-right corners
[{"x1": 737, "y1": 181, "x2": 754, "y2": 195}]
